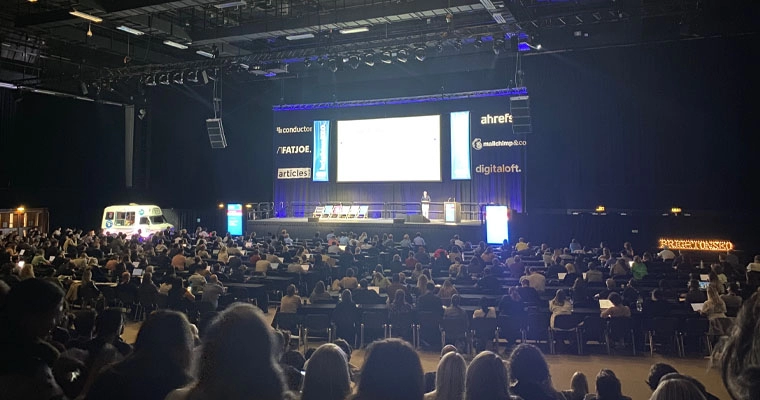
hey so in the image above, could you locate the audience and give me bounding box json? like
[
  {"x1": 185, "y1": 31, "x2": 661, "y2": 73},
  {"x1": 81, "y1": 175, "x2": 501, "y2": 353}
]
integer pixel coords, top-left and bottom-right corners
[
  {"x1": 425, "y1": 351, "x2": 466, "y2": 400},
  {"x1": 352, "y1": 338, "x2": 424, "y2": 400},
  {"x1": 585, "y1": 369, "x2": 631, "y2": 400},
  {"x1": 720, "y1": 291, "x2": 760, "y2": 400},
  {"x1": 508, "y1": 344, "x2": 564, "y2": 400},
  {"x1": 562, "y1": 372, "x2": 589, "y2": 400},
  {"x1": 279, "y1": 284, "x2": 301, "y2": 313},
  {"x1": 465, "y1": 351, "x2": 509, "y2": 400},
  {"x1": 301, "y1": 343, "x2": 351, "y2": 400}
]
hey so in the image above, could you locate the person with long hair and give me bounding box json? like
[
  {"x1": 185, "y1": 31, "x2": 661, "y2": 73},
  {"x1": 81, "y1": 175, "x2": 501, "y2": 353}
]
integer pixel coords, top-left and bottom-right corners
[
  {"x1": 464, "y1": 351, "x2": 509, "y2": 400},
  {"x1": 351, "y1": 338, "x2": 424, "y2": 400},
  {"x1": 561, "y1": 372, "x2": 588, "y2": 400},
  {"x1": 508, "y1": 344, "x2": 564, "y2": 400},
  {"x1": 650, "y1": 378, "x2": 706, "y2": 400},
  {"x1": 549, "y1": 289, "x2": 572, "y2": 328},
  {"x1": 86, "y1": 310, "x2": 194, "y2": 400},
  {"x1": 301, "y1": 343, "x2": 351, "y2": 400},
  {"x1": 309, "y1": 281, "x2": 332, "y2": 303},
  {"x1": 425, "y1": 352, "x2": 466, "y2": 400},
  {"x1": 719, "y1": 291, "x2": 760, "y2": 400},
  {"x1": 700, "y1": 286, "x2": 727, "y2": 320},
  {"x1": 585, "y1": 369, "x2": 631, "y2": 400},
  {"x1": 438, "y1": 279, "x2": 458, "y2": 302},
  {"x1": 165, "y1": 303, "x2": 288, "y2": 400}
]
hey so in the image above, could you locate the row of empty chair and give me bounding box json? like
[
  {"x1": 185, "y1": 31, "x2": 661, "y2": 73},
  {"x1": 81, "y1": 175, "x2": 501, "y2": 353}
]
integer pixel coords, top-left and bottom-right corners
[{"x1": 313, "y1": 205, "x2": 369, "y2": 219}]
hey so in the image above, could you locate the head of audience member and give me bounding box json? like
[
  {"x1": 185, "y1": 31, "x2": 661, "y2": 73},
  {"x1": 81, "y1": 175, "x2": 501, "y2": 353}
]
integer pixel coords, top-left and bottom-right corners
[
  {"x1": 333, "y1": 338, "x2": 353, "y2": 362},
  {"x1": 286, "y1": 284, "x2": 297, "y2": 297},
  {"x1": 354, "y1": 338, "x2": 423, "y2": 400},
  {"x1": 301, "y1": 343, "x2": 351, "y2": 400},
  {"x1": 191, "y1": 304, "x2": 286, "y2": 399},
  {"x1": 720, "y1": 291, "x2": 760, "y2": 400},
  {"x1": 594, "y1": 369, "x2": 623, "y2": 400},
  {"x1": 431, "y1": 351, "x2": 466, "y2": 400},
  {"x1": 565, "y1": 263, "x2": 576, "y2": 274},
  {"x1": 94, "y1": 308, "x2": 125, "y2": 341},
  {"x1": 281, "y1": 350, "x2": 306, "y2": 371},
  {"x1": 646, "y1": 363, "x2": 678, "y2": 391},
  {"x1": 72, "y1": 309, "x2": 97, "y2": 338},
  {"x1": 659, "y1": 373, "x2": 716, "y2": 400},
  {"x1": 132, "y1": 310, "x2": 194, "y2": 378},
  {"x1": 450, "y1": 294, "x2": 461, "y2": 308},
  {"x1": 650, "y1": 377, "x2": 706, "y2": 400},
  {"x1": 552, "y1": 289, "x2": 567, "y2": 306},
  {"x1": 520, "y1": 278, "x2": 530, "y2": 288},
  {"x1": 346, "y1": 268, "x2": 355, "y2": 278},
  {"x1": 417, "y1": 275, "x2": 429, "y2": 295},
  {"x1": 394, "y1": 289, "x2": 407, "y2": 306},
  {"x1": 120, "y1": 272, "x2": 131, "y2": 284},
  {"x1": 508, "y1": 344, "x2": 555, "y2": 395},
  {"x1": 568, "y1": 371, "x2": 589, "y2": 399},
  {"x1": 313, "y1": 280, "x2": 327, "y2": 295},
  {"x1": 1, "y1": 278, "x2": 64, "y2": 340},
  {"x1": 608, "y1": 292, "x2": 623, "y2": 307},
  {"x1": 605, "y1": 278, "x2": 616, "y2": 290},
  {"x1": 465, "y1": 351, "x2": 509, "y2": 400}
]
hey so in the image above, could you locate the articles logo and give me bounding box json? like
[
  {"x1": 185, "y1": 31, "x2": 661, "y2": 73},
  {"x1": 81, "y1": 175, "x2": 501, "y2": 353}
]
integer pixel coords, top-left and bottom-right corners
[
  {"x1": 277, "y1": 145, "x2": 311, "y2": 154},
  {"x1": 276, "y1": 125, "x2": 312, "y2": 134},
  {"x1": 277, "y1": 167, "x2": 312, "y2": 179},
  {"x1": 475, "y1": 164, "x2": 521, "y2": 175},
  {"x1": 480, "y1": 113, "x2": 513, "y2": 125},
  {"x1": 472, "y1": 138, "x2": 527, "y2": 150}
]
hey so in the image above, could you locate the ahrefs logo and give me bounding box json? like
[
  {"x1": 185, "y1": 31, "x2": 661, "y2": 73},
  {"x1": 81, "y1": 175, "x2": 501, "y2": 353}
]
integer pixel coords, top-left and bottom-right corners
[
  {"x1": 277, "y1": 167, "x2": 312, "y2": 179},
  {"x1": 276, "y1": 125, "x2": 312, "y2": 134},
  {"x1": 480, "y1": 113, "x2": 513, "y2": 125},
  {"x1": 277, "y1": 145, "x2": 311, "y2": 154},
  {"x1": 475, "y1": 164, "x2": 521, "y2": 175},
  {"x1": 472, "y1": 138, "x2": 527, "y2": 150}
]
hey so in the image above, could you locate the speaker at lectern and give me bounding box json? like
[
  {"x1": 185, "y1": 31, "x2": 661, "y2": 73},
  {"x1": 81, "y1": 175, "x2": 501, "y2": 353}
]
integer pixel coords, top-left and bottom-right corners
[{"x1": 444, "y1": 200, "x2": 461, "y2": 223}]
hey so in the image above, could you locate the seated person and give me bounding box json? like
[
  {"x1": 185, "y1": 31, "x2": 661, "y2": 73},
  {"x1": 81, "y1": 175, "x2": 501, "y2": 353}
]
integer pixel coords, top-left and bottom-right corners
[
  {"x1": 683, "y1": 280, "x2": 707, "y2": 304},
  {"x1": 279, "y1": 284, "x2": 302, "y2": 313},
  {"x1": 642, "y1": 289, "x2": 672, "y2": 317},
  {"x1": 601, "y1": 293, "x2": 631, "y2": 318},
  {"x1": 516, "y1": 278, "x2": 540, "y2": 304},
  {"x1": 309, "y1": 281, "x2": 333, "y2": 303},
  {"x1": 597, "y1": 278, "x2": 618, "y2": 300},
  {"x1": 476, "y1": 267, "x2": 501, "y2": 293},
  {"x1": 339, "y1": 268, "x2": 359, "y2": 290}
]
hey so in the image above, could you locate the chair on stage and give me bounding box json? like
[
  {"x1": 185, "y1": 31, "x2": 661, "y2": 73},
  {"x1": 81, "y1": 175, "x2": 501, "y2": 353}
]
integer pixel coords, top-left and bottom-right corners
[
  {"x1": 336, "y1": 205, "x2": 349, "y2": 219},
  {"x1": 346, "y1": 205, "x2": 360, "y2": 218},
  {"x1": 322, "y1": 205, "x2": 335, "y2": 218},
  {"x1": 357, "y1": 205, "x2": 369, "y2": 219},
  {"x1": 313, "y1": 206, "x2": 326, "y2": 218}
]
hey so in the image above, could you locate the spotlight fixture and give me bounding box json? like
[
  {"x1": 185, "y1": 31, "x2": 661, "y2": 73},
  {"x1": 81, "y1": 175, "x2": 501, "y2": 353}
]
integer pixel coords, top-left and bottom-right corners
[
  {"x1": 69, "y1": 10, "x2": 102, "y2": 23},
  {"x1": 339, "y1": 27, "x2": 369, "y2": 34},
  {"x1": 414, "y1": 47, "x2": 426, "y2": 62},
  {"x1": 172, "y1": 72, "x2": 184, "y2": 84},
  {"x1": 453, "y1": 39, "x2": 463, "y2": 51},
  {"x1": 86, "y1": 23, "x2": 93, "y2": 37},
  {"x1": 186, "y1": 70, "x2": 199, "y2": 83},
  {"x1": 116, "y1": 25, "x2": 144, "y2": 36},
  {"x1": 196, "y1": 50, "x2": 215, "y2": 59},
  {"x1": 363, "y1": 52, "x2": 375, "y2": 67},
  {"x1": 492, "y1": 39, "x2": 504, "y2": 55},
  {"x1": 303, "y1": 58, "x2": 312, "y2": 68},
  {"x1": 327, "y1": 57, "x2": 338, "y2": 72},
  {"x1": 435, "y1": 43, "x2": 443, "y2": 53},
  {"x1": 317, "y1": 57, "x2": 326, "y2": 67},
  {"x1": 163, "y1": 40, "x2": 189, "y2": 50},
  {"x1": 347, "y1": 55, "x2": 360, "y2": 70},
  {"x1": 158, "y1": 74, "x2": 170, "y2": 85},
  {"x1": 473, "y1": 37, "x2": 483, "y2": 48},
  {"x1": 380, "y1": 49, "x2": 393, "y2": 64},
  {"x1": 144, "y1": 75, "x2": 157, "y2": 86},
  {"x1": 396, "y1": 48, "x2": 409, "y2": 63}
]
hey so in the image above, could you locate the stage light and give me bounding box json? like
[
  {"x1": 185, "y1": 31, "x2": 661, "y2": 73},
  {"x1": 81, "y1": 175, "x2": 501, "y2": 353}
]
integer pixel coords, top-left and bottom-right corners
[
  {"x1": 86, "y1": 24, "x2": 93, "y2": 37},
  {"x1": 28, "y1": 0, "x2": 38, "y2": 2},
  {"x1": 303, "y1": 58, "x2": 312, "y2": 68},
  {"x1": 285, "y1": 33, "x2": 315, "y2": 40},
  {"x1": 473, "y1": 37, "x2": 483, "y2": 48},
  {"x1": 595, "y1": 205, "x2": 605, "y2": 213},
  {"x1": 380, "y1": 49, "x2": 392, "y2": 64},
  {"x1": 435, "y1": 43, "x2": 443, "y2": 53},
  {"x1": 186, "y1": 70, "x2": 199, "y2": 83},
  {"x1": 116, "y1": 25, "x2": 144, "y2": 35},
  {"x1": 396, "y1": 48, "x2": 409, "y2": 63},
  {"x1": 70, "y1": 10, "x2": 102, "y2": 23},
  {"x1": 671, "y1": 207, "x2": 682, "y2": 214},
  {"x1": 245, "y1": 204, "x2": 253, "y2": 209},
  {"x1": 16, "y1": 206, "x2": 25, "y2": 213},
  {"x1": 144, "y1": 75, "x2": 157, "y2": 86},
  {"x1": 172, "y1": 72, "x2": 183, "y2": 84},
  {"x1": 347, "y1": 55, "x2": 360, "y2": 70},
  {"x1": 414, "y1": 47, "x2": 426, "y2": 62},
  {"x1": 339, "y1": 27, "x2": 369, "y2": 34},
  {"x1": 493, "y1": 39, "x2": 504, "y2": 55},
  {"x1": 363, "y1": 52, "x2": 375, "y2": 66},
  {"x1": 327, "y1": 57, "x2": 338, "y2": 72},
  {"x1": 218, "y1": 203, "x2": 225, "y2": 209},
  {"x1": 317, "y1": 57, "x2": 326, "y2": 67},
  {"x1": 0, "y1": 82, "x2": 17, "y2": 89},
  {"x1": 453, "y1": 39, "x2": 463, "y2": 51},
  {"x1": 158, "y1": 74, "x2": 170, "y2": 85},
  {"x1": 196, "y1": 50, "x2": 215, "y2": 58},
  {"x1": 163, "y1": 40, "x2": 188, "y2": 50}
]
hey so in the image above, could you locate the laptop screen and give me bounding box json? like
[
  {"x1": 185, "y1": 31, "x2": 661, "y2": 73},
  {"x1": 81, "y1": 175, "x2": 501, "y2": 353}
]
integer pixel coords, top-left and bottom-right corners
[
  {"x1": 367, "y1": 286, "x2": 380, "y2": 294},
  {"x1": 301, "y1": 264, "x2": 310, "y2": 272},
  {"x1": 132, "y1": 268, "x2": 144, "y2": 277},
  {"x1": 599, "y1": 299, "x2": 613, "y2": 310},
  {"x1": 699, "y1": 281, "x2": 710, "y2": 290},
  {"x1": 269, "y1": 263, "x2": 279, "y2": 270},
  {"x1": 700, "y1": 274, "x2": 709, "y2": 282},
  {"x1": 691, "y1": 303, "x2": 704, "y2": 312},
  {"x1": 557, "y1": 272, "x2": 567, "y2": 280}
]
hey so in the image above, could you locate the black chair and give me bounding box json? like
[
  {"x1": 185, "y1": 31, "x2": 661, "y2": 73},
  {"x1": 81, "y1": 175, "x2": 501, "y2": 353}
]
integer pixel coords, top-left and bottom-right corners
[
  {"x1": 388, "y1": 311, "x2": 416, "y2": 346},
  {"x1": 646, "y1": 317, "x2": 681, "y2": 357},
  {"x1": 274, "y1": 310, "x2": 302, "y2": 337},
  {"x1": 578, "y1": 316, "x2": 606, "y2": 355},
  {"x1": 679, "y1": 318, "x2": 711, "y2": 356},
  {"x1": 417, "y1": 311, "x2": 443, "y2": 350},
  {"x1": 302, "y1": 314, "x2": 333, "y2": 350},
  {"x1": 549, "y1": 314, "x2": 582, "y2": 355},
  {"x1": 605, "y1": 317, "x2": 636, "y2": 356},
  {"x1": 156, "y1": 293, "x2": 169, "y2": 309},
  {"x1": 523, "y1": 313, "x2": 551, "y2": 350},
  {"x1": 496, "y1": 314, "x2": 526, "y2": 350},
  {"x1": 136, "y1": 288, "x2": 159, "y2": 320},
  {"x1": 470, "y1": 317, "x2": 498, "y2": 354},
  {"x1": 360, "y1": 311, "x2": 388, "y2": 348},
  {"x1": 441, "y1": 318, "x2": 469, "y2": 353}
]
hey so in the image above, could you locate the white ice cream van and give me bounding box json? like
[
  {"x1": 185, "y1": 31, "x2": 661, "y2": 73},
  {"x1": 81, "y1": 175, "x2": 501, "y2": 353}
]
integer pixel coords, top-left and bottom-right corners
[{"x1": 101, "y1": 204, "x2": 173, "y2": 237}]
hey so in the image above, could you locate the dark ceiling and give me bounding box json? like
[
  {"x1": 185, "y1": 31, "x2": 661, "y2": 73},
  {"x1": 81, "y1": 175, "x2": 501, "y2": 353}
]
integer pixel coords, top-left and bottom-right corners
[{"x1": 1, "y1": 0, "x2": 757, "y2": 101}]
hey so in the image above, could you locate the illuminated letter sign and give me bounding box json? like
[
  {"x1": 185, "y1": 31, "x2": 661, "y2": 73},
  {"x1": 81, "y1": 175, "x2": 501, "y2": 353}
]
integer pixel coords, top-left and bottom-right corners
[{"x1": 313, "y1": 120, "x2": 330, "y2": 182}]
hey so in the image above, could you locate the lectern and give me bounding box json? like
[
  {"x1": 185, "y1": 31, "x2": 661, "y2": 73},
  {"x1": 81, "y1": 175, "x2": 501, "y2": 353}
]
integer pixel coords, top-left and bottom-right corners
[{"x1": 444, "y1": 202, "x2": 461, "y2": 223}]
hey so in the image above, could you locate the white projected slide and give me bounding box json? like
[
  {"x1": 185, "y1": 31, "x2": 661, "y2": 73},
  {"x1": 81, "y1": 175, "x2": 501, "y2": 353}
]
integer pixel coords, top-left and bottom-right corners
[{"x1": 337, "y1": 115, "x2": 441, "y2": 182}]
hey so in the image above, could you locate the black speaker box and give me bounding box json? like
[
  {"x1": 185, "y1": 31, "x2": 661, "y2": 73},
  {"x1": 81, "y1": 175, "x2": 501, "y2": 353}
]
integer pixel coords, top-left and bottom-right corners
[
  {"x1": 307, "y1": 217, "x2": 319, "y2": 222},
  {"x1": 392, "y1": 218, "x2": 405, "y2": 224},
  {"x1": 405, "y1": 214, "x2": 430, "y2": 223}
]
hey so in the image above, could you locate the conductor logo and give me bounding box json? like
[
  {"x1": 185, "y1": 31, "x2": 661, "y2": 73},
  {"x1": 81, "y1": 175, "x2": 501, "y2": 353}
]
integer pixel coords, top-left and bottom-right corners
[{"x1": 276, "y1": 125, "x2": 312, "y2": 134}]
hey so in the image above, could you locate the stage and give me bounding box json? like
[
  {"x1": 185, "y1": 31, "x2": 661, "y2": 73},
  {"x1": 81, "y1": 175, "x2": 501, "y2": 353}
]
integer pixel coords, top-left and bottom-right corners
[{"x1": 247, "y1": 217, "x2": 484, "y2": 247}]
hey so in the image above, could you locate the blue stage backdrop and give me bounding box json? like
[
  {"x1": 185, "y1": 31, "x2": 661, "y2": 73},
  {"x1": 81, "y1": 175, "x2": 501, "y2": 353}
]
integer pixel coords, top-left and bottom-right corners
[{"x1": 272, "y1": 89, "x2": 527, "y2": 216}]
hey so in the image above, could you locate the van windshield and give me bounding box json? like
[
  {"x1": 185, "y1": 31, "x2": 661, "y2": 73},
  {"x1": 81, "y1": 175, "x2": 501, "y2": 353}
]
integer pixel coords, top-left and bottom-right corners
[{"x1": 149, "y1": 216, "x2": 166, "y2": 224}]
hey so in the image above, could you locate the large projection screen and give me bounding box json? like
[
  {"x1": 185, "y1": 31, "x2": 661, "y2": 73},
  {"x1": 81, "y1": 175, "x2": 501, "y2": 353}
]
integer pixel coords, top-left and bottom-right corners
[{"x1": 337, "y1": 115, "x2": 441, "y2": 182}]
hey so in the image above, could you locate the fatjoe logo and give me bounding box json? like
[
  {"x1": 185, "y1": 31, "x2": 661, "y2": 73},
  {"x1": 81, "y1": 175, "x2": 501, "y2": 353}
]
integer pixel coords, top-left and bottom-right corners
[
  {"x1": 480, "y1": 113, "x2": 514, "y2": 125},
  {"x1": 277, "y1": 167, "x2": 312, "y2": 179},
  {"x1": 472, "y1": 138, "x2": 527, "y2": 150},
  {"x1": 475, "y1": 164, "x2": 521, "y2": 175},
  {"x1": 276, "y1": 125, "x2": 312, "y2": 134},
  {"x1": 277, "y1": 145, "x2": 311, "y2": 154}
]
